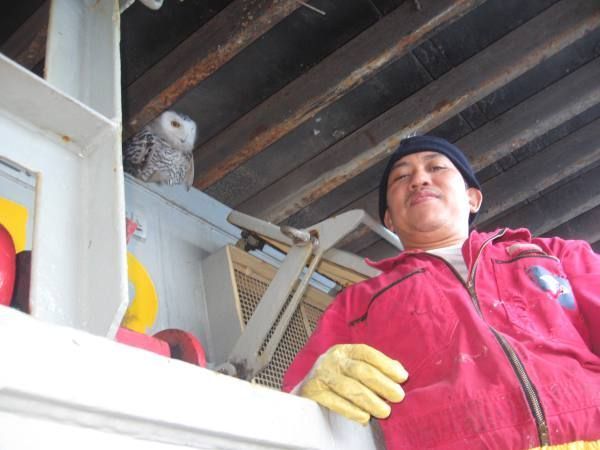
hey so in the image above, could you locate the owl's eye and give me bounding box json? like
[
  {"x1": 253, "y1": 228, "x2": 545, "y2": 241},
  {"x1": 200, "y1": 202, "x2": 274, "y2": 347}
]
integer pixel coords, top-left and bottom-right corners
[{"x1": 171, "y1": 120, "x2": 181, "y2": 128}]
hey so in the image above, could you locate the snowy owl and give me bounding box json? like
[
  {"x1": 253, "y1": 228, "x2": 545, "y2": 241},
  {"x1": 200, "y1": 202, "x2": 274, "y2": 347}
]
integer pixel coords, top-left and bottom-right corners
[{"x1": 123, "y1": 110, "x2": 197, "y2": 191}]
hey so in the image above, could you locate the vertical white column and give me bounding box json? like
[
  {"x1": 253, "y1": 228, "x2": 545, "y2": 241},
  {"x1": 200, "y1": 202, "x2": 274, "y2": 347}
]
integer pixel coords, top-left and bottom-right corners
[
  {"x1": 0, "y1": 0, "x2": 127, "y2": 337},
  {"x1": 46, "y1": 0, "x2": 121, "y2": 121}
]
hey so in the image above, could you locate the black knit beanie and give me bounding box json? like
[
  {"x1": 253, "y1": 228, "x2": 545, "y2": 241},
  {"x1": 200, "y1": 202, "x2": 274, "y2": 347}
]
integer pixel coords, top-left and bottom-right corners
[{"x1": 378, "y1": 135, "x2": 481, "y2": 225}]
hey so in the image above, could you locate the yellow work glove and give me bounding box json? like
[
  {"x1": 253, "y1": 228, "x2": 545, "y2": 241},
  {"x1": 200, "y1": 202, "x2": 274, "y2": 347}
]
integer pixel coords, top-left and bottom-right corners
[{"x1": 299, "y1": 344, "x2": 408, "y2": 425}]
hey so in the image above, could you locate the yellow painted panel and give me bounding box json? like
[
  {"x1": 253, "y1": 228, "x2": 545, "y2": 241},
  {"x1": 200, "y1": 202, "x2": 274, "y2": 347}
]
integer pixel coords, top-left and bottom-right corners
[
  {"x1": 122, "y1": 251, "x2": 159, "y2": 334},
  {"x1": 0, "y1": 197, "x2": 28, "y2": 253}
]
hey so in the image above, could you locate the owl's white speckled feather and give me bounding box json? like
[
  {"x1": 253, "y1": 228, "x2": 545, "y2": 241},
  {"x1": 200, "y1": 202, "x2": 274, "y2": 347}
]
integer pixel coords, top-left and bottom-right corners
[{"x1": 123, "y1": 110, "x2": 197, "y2": 191}]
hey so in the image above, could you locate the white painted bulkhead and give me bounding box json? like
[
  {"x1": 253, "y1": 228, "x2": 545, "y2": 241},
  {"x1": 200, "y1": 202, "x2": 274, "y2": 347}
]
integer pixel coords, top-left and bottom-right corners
[{"x1": 0, "y1": 1, "x2": 380, "y2": 448}]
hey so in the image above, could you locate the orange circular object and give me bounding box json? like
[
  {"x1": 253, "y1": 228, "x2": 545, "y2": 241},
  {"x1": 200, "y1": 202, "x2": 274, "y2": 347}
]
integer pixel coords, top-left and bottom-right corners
[
  {"x1": 154, "y1": 329, "x2": 207, "y2": 367},
  {"x1": 0, "y1": 224, "x2": 16, "y2": 306}
]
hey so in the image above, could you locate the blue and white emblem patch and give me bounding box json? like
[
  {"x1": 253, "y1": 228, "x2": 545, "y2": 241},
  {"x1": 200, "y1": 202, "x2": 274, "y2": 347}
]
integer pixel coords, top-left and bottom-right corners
[{"x1": 526, "y1": 266, "x2": 575, "y2": 310}]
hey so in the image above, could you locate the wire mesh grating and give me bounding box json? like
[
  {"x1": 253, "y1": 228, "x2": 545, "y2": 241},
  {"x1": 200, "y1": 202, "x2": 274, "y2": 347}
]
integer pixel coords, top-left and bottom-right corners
[
  {"x1": 233, "y1": 267, "x2": 325, "y2": 390},
  {"x1": 301, "y1": 302, "x2": 323, "y2": 334}
]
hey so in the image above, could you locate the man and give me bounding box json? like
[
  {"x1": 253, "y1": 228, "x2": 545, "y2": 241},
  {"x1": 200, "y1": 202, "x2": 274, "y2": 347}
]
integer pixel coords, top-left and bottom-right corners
[{"x1": 283, "y1": 136, "x2": 600, "y2": 449}]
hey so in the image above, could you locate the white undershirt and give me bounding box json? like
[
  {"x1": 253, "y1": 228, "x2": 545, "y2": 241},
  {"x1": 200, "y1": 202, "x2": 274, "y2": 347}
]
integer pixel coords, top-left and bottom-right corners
[{"x1": 426, "y1": 242, "x2": 468, "y2": 281}]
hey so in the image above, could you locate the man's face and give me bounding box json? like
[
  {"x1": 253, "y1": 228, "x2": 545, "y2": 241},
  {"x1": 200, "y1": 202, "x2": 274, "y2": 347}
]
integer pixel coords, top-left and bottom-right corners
[{"x1": 383, "y1": 151, "x2": 482, "y2": 243}]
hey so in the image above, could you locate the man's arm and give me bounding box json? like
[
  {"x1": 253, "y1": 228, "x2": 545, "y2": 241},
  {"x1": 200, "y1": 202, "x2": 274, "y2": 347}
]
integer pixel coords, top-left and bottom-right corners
[{"x1": 283, "y1": 289, "x2": 408, "y2": 425}]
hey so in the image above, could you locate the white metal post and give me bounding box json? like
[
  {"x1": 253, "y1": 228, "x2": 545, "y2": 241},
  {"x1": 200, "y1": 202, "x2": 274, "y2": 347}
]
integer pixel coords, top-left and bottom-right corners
[
  {"x1": 0, "y1": 0, "x2": 127, "y2": 337},
  {"x1": 46, "y1": 0, "x2": 122, "y2": 121}
]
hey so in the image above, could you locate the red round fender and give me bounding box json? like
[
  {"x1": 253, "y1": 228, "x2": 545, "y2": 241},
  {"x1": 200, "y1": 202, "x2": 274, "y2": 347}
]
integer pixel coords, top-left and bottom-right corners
[
  {"x1": 0, "y1": 224, "x2": 16, "y2": 306},
  {"x1": 154, "y1": 329, "x2": 207, "y2": 367},
  {"x1": 115, "y1": 327, "x2": 171, "y2": 357}
]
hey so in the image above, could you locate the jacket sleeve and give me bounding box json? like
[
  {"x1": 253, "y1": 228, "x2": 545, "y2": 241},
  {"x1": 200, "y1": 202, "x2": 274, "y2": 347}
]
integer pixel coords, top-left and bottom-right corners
[
  {"x1": 282, "y1": 290, "x2": 353, "y2": 393},
  {"x1": 542, "y1": 237, "x2": 600, "y2": 356}
]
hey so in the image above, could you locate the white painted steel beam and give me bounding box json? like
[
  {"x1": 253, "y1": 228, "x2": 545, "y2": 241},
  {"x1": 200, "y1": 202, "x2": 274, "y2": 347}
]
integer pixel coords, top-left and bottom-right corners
[
  {"x1": 0, "y1": 2, "x2": 127, "y2": 338},
  {"x1": 0, "y1": 307, "x2": 380, "y2": 450},
  {"x1": 0, "y1": 3, "x2": 379, "y2": 448},
  {"x1": 46, "y1": 0, "x2": 121, "y2": 121}
]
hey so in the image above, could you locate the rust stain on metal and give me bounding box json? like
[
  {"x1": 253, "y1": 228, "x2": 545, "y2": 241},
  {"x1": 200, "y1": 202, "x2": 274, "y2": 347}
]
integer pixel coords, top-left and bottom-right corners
[
  {"x1": 196, "y1": 77, "x2": 387, "y2": 189},
  {"x1": 128, "y1": 0, "x2": 300, "y2": 135},
  {"x1": 364, "y1": 130, "x2": 378, "y2": 147},
  {"x1": 251, "y1": 0, "x2": 600, "y2": 223},
  {"x1": 61, "y1": 135, "x2": 72, "y2": 143},
  {"x1": 1, "y1": 1, "x2": 49, "y2": 70},
  {"x1": 136, "y1": 48, "x2": 235, "y2": 128},
  {"x1": 432, "y1": 98, "x2": 456, "y2": 114},
  {"x1": 338, "y1": 226, "x2": 371, "y2": 249},
  {"x1": 269, "y1": 173, "x2": 355, "y2": 222},
  {"x1": 195, "y1": 119, "x2": 299, "y2": 189},
  {"x1": 512, "y1": 137, "x2": 529, "y2": 149},
  {"x1": 193, "y1": 0, "x2": 484, "y2": 189},
  {"x1": 267, "y1": 147, "x2": 390, "y2": 222},
  {"x1": 16, "y1": 26, "x2": 47, "y2": 69}
]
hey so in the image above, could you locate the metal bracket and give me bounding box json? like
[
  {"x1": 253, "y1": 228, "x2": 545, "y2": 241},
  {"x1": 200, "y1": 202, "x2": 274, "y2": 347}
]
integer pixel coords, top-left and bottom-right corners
[
  {"x1": 217, "y1": 209, "x2": 401, "y2": 380},
  {"x1": 236, "y1": 230, "x2": 266, "y2": 252}
]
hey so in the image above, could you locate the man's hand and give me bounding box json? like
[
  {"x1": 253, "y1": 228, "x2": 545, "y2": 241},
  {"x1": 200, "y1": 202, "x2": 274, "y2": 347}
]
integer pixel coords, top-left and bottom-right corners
[{"x1": 299, "y1": 344, "x2": 408, "y2": 425}]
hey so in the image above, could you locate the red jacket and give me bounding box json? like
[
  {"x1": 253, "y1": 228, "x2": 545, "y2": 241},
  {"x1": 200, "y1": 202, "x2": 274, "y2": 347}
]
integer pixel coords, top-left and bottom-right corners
[{"x1": 283, "y1": 228, "x2": 600, "y2": 449}]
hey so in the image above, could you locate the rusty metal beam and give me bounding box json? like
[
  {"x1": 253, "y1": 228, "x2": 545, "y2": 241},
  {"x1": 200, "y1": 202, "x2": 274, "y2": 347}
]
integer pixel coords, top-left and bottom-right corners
[
  {"x1": 333, "y1": 84, "x2": 600, "y2": 253},
  {"x1": 193, "y1": 0, "x2": 484, "y2": 190},
  {"x1": 241, "y1": 0, "x2": 600, "y2": 224},
  {"x1": 1, "y1": 0, "x2": 49, "y2": 70},
  {"x1": 341, "y1": 226, "x2": 381, "y2": 254},
  {"x1": 461, "y1": 57, "x2": 600, "y2": 171},
  {"x1": 543, "y1": 204, "x2": 600, "y2": 244},
  {"x1": 288, "y1": 56, "x2": 600, "y2": 231},
  {"x1": 476, "y1": 117, "x2": 600, "y2": 224},
  {"x1": 124, "y1": 0, "x2": 301, "y2": 136},
  {"x1": 359, "y1": 238, "x2": 401, "y2": 261},
  {"x1": 481, "y1": 162, "x2": 600, "y2": 236},
  {"x1": 342, "y1": 114, "x2": 600, "y2": 254}
]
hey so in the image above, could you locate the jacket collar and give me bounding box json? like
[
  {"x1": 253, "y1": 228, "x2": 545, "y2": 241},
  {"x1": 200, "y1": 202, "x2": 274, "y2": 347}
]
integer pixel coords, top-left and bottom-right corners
[{"x1": 365, "y1": 227, "x2": 533, "y2": 272}]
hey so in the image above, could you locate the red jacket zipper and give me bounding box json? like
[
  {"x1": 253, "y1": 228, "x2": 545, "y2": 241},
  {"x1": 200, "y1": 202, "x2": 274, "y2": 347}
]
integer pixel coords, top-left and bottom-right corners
[{"x1": 429, "y1": 229, "x2": 550, "y2": 447}]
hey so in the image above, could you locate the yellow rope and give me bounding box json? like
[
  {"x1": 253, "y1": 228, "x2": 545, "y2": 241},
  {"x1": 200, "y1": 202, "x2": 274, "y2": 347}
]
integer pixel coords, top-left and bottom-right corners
[{"x1": 531, "y1": 440, "x2": 600, "y2": 450}]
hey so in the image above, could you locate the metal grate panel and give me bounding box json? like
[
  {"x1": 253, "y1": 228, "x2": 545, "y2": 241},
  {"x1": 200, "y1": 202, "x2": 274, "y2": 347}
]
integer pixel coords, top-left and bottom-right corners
[
  {"x1": 301, "y1": 303, "x2": 323, "y2": 334},
  {"x1": 233, "y1": 268, "x2": 324, "y2": 390},
  {"x1": 235, "y1": 269, "x2": 268, "y2": 325}
]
